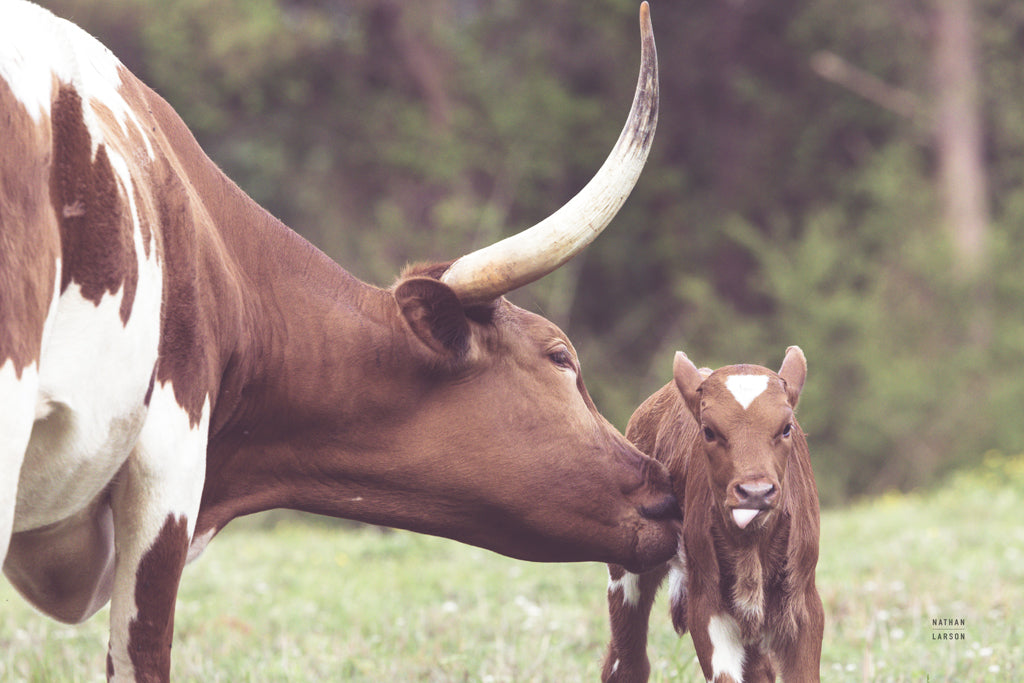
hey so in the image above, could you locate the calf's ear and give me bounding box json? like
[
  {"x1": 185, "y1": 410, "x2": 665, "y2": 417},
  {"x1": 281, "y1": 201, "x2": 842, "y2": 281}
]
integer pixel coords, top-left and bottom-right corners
[
  {"x1": 394, "y1": 277, "x2": 471, "y2": 358},
  {"x1": 778, "y1": 345, "x2": 807, "y2": 408},
  {"x1": 673, "y1": 351, "x2": 706, "y2": 420}
]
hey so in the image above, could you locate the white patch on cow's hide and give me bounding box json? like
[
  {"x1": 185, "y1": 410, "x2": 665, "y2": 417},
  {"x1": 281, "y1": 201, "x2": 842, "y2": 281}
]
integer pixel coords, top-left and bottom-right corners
[
  {"x1": 708, "y1": 613, "x2": 746, "y2": 682},
  {"x1": 0, "y1": 359, "x2": 40, "y2": 562},
  {"x1": 15, "y1": 247, "x2": 163, "y2": 532},
  {"x1": 131, "y1": 385, "x2": 210, "y2": 534},
  {"x1": 0, "y1": 0, "x2": 153, "y2": 157},
  {"x1": 608, "y1": 568, "x2": 641, "y2": 607},
  {"x1": 725, "y1": 374, "x2": 769, "y2": 411}
]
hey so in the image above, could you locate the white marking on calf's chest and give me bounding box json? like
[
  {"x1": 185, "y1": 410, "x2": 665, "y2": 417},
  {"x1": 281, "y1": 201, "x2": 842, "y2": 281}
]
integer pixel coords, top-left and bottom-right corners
[{"x1": 724, "y1": 375, "x2": 769, "y2": 410}]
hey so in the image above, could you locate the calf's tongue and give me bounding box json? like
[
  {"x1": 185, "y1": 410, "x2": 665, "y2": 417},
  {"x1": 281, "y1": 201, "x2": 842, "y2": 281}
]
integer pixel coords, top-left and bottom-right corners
[{"x1": 732, "y1": 508, "x2": 760, "y2": 529}]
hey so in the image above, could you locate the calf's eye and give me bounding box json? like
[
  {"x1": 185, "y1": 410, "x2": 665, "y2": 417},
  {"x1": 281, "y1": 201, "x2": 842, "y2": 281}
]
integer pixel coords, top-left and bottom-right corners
[{"x1": 702, "y1": 426, "x2": 716, "y2": 443}]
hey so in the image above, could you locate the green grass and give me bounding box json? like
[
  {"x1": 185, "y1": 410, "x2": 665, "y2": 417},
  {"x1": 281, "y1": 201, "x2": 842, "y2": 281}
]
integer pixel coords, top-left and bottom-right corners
[{"x1": 2, "y1": 454, "x2": 1023, "y2": 682}]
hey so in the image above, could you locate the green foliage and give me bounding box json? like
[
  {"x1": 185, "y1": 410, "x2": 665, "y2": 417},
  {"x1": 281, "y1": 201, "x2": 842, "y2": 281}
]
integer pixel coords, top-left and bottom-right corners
[{"x1": 33, "y1": 0, "x2": 1024, "y2": 501}]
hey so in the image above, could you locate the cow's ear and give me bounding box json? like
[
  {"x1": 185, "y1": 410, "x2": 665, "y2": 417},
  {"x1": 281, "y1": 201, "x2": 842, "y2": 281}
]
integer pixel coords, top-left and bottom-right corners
[
  {"x1": 394, "y1": 277, "x2": 470, "y2": 358},
  {"x1": 778, "y1": 345, "x2": 807, "y2": 408},
  {"x1": 673, "y1": 351, "x2": 705, "y2": 420}
]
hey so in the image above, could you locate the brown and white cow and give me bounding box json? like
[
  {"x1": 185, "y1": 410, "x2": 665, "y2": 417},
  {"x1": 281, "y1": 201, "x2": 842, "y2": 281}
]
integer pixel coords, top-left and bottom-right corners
[
  {"x1": 0, "y1": 2, "x2": 679, "y2": 680},
  {"x1": 602, "y1": 348, "x2": 824, "y2": 682}
]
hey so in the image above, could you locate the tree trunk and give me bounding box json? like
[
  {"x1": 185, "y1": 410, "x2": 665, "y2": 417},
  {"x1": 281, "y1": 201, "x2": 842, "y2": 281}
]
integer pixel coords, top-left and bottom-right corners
[{"x1": 932, "y1": 0, "x2": 988, "y2": 279}]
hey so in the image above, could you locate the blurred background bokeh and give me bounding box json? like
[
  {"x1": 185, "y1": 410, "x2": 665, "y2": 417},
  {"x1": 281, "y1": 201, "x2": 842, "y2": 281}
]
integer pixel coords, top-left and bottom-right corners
[{"x1": 38, "y1": 0, "x2": 1024, "y2": 506}]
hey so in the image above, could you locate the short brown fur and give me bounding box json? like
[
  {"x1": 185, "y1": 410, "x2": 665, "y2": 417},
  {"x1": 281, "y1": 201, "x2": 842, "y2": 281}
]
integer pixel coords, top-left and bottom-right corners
[{"x1": 603, "y1": 348, "x2": 823, "y2": 682}]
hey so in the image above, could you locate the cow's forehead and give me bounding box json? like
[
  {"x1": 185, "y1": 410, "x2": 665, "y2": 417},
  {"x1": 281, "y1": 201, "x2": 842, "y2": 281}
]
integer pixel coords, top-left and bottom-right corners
[
  {"x1": 702, "y1": 365, "x2": 787, "y2": 414},
  {"x1": 504, "y1": 301, "x2": 571, "y2": 345}
]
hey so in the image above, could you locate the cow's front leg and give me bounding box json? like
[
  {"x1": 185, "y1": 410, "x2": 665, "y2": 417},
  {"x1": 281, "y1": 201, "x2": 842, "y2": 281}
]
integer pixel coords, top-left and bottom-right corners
[
  {"x1": 107, "y1": 510, "x2": 190, "y2": 682},
  {"x1": 107, "y1": 387, "x2": 209, "y2": 682}
]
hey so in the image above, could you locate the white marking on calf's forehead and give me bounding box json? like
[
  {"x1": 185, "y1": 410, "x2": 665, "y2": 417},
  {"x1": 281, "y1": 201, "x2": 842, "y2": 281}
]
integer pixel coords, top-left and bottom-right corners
[
  {"x1": 724, "y1": 374, "x2": 769, "y2": 411},
  {"x1": 708, "y1": 613, "x2": 746, "y2": 682}
]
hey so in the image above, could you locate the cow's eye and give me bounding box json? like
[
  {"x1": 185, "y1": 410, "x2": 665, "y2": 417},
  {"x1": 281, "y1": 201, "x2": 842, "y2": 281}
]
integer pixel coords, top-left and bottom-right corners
[
  {"x1": 702, "y1": 426, "x2": 716, "y2": 443},
  {"x1": 548, "y1": 347, "x2": 575, "y2": 370}
]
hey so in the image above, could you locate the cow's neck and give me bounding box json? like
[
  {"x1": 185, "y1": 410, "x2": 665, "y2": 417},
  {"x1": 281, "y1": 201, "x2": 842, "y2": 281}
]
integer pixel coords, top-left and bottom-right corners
[
  {"x1": 202, "y1": 219, "x2": 417, "y2": 536},
  {"x1": 154, "y1": 118, "x2": 419, "y2": 539}
]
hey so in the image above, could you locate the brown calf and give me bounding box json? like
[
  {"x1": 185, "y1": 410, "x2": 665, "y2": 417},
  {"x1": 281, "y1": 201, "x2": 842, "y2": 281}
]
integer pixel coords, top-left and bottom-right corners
[{"x1": 602, "y1": 347, "x2": 823, "y2": 682}]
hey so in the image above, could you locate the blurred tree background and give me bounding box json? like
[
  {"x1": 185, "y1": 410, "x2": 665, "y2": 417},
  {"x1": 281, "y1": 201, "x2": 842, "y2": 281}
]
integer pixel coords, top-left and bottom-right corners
[{"x1": 38, "y1": 0, "x2": 1024, "y2": 504}]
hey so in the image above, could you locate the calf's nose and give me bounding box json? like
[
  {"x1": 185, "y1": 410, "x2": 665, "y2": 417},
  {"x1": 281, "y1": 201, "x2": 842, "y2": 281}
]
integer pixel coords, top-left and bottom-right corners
[{"x1": 734, "y1": 481, "x2": 777, "y2": 508}]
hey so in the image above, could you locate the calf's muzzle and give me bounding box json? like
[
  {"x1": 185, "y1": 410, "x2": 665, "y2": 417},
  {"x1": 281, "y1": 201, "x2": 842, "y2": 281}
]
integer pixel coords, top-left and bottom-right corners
[{"x1": 734, "y1": 480, "x2": 777, "y2": 509}]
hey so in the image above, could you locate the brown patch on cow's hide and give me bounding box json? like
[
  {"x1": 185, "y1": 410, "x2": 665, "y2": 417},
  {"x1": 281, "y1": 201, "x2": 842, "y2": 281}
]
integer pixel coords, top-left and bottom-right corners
[
  {"x1": 49, "y1": 85, "x2": 138, "y2": 324},
  {"x1": 90, "y1": 96, "x2": 156, "y2": 260},
  {"x1": 105, "y1": 70, "x2": 216, "y2": 428},
  {"x1": 0, "y1": 77, "x2": 61, "y2": 374},
  {"x1": 150, "y1": 153, "x2": 211, "y2": 428},
  {"x1": 128, "y1": 514, "x2": 189, "y2": 679}
]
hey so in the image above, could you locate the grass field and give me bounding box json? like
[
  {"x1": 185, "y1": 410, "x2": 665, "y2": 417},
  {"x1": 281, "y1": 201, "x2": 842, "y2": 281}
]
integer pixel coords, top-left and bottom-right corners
[{"x1": 2, "y1": 454, "x2": 1022, "y2": 682}]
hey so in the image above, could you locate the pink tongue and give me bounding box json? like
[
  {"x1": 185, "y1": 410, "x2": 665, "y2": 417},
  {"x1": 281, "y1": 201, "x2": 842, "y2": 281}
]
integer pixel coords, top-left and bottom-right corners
[{"x1": 732, "y1": 508, "x2": 760, "y2": 529}]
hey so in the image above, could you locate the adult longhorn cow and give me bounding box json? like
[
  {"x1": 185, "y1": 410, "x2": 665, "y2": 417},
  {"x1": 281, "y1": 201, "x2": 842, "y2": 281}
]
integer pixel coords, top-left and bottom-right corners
[{"x1": 0, "y1": 1, "x2": 678, "y2": 680}]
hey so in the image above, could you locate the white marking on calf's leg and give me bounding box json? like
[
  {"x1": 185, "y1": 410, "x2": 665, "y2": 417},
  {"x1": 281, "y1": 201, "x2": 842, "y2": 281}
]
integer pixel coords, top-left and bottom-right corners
[
  {"x1": 708, "y1": 613, "x2": 745, "y2": 682},
  {"x1": 724, "y1": 375, "x2": 769, "y2": 411},
  {"x1": 607, "y1": 568, "x2": 641, "y2": 607},
  {"x1": 668, "y1": 553, "x2": 688, "y2": 632}
]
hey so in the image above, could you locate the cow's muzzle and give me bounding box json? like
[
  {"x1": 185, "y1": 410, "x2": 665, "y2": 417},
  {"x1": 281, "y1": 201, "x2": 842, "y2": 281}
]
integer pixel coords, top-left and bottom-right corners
[{"x1": 639, "y1": 494, "x2": 682, "y2": 521}]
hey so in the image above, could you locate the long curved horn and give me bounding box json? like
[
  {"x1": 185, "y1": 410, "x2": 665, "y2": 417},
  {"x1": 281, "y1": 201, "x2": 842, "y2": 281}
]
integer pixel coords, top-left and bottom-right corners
[{"x1": 440, "y1": 2, "x2": 659, "y2": 305}]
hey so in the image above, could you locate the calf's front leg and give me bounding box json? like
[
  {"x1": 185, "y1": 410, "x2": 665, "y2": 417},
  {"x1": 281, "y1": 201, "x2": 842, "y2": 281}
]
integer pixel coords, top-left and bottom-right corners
[
  {"x1": 773, "y1": 586, "x2": 824, "y2": 682},
  {"x1": 601, "y1": 562, "x2": 668, "y2": 682}
]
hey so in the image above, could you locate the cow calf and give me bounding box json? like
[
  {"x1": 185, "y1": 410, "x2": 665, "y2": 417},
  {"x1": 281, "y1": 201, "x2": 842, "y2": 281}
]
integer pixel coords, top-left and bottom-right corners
[{"x1": 602, "y1": 347, "x2": 823, "y2": 682}]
